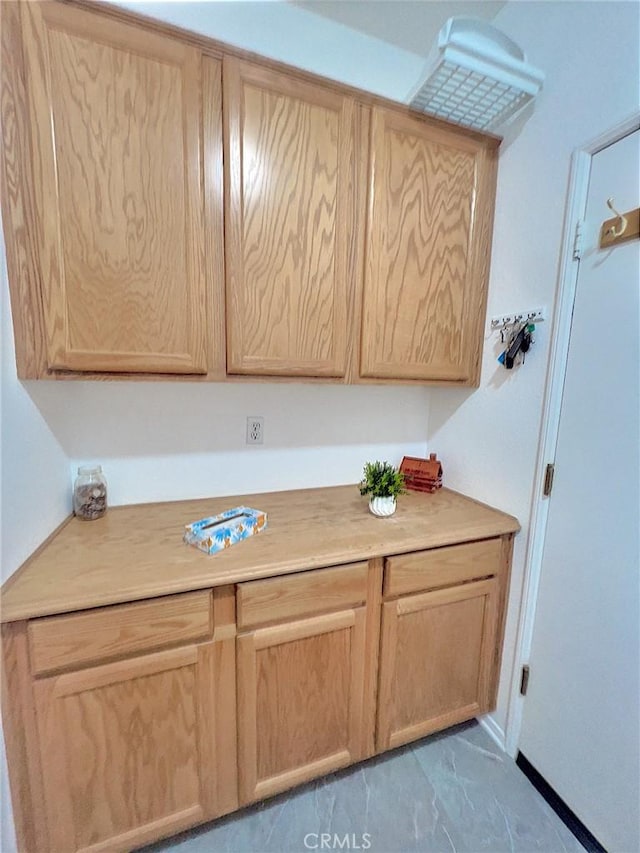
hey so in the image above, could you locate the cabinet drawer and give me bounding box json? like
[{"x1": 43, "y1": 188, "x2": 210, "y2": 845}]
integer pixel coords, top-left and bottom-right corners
[
  {"x1": 237, "y1": 562, "x2": 368, "y2": 629},
  {"x1": 384, "y1": 539, "x2": 502, "y2": 598},
  {"x1": 28, "y1": 590, "x2": 213, "y2": 676}
]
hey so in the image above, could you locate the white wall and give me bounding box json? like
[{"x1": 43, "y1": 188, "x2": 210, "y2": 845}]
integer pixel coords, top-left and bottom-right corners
[
  {"x1": 0, "y1": 247, "x2": 70, "y2": 576},
  {"x1": 427, "y1": 0, "x2": 640, "y2": 740},
  {"x1": 116, "y1": 0, "x2": 424, "y2": 101},
  {"x1": 28, "y1": 381, "x2": 428, "y2": 505}
]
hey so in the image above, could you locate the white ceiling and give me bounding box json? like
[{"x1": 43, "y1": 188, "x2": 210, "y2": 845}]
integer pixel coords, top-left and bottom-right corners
[{"x1": 290, "y1": 1, "x2": 506, "y2": 58}]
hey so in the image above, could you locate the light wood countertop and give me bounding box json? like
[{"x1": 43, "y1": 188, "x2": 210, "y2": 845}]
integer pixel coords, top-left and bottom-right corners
[{"x1": 0, "y1": 485, "x2": 519, "y2": 623}]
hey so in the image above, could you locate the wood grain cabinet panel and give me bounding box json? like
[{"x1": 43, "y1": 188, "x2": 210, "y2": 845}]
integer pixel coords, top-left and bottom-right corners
[
  {"x1": 237, "y1": 608, "x2": 366, "y2": 803},
  {"x1": 34, "y1": 646, "x2": 216, "y2": 852},
  {"x1": 19, "y1": 2, "x2": 209, "y2": 374},
  {"x1": 384, "y1": 538, "x2": 502, "y2": 597},
  {"x1": 0, "y1": 525, "x2": 516, "y2": 850},
  {"x1": 4, "y1": 586, "x2": 239, "y2": 853},
  {"x1": 361, "y1": 107, "x2": 498, "y2": 384},
  {"x1": 224, "y1": 58, "x2": 356, "y2": 377},
  {"x1": 28, "y1": 590, "x2": 213, "y2": 676},
  {"x1": 377, "y1": 577, "x2": 500, "y2": 752},
  {"x1": 237, "y1": 561, "x2": 368, "y2": 629}
]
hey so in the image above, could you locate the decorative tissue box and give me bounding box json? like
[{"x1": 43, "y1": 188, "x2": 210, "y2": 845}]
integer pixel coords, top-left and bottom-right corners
[{"x1": 184, "y1": 506, "x2": 267, "y2": 554}]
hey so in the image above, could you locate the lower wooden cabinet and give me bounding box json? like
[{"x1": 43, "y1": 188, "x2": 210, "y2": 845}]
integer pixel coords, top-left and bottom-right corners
[
  {"x1": 34, "y1": 643, "x2": 220, "y2": 852},
  {"x1": 236, "y1": 561, "x2": 370, "y2": 803},
  {"x1": 376, "y1": 577, "x2": 500, "y2": 752},
  {"x1": 2, "y1": 538, "x2": 514, "y2": 851},
  {"x1": 237, "y1": 593, "x2": 367, "y2": 803},
  {"x1": 1, "y1": 588, "x2": 238, "y2": 853}
]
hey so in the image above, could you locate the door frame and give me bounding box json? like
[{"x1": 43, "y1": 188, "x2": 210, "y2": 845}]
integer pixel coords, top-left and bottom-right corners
[{"x1": 504, "y1": 110, "x2": 640, "y2": 757}]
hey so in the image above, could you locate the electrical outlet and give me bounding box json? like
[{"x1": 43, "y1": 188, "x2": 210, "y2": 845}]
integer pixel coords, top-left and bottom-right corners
[{"x1": 246, "y1": 416, "x2": 264, "y2": 445}]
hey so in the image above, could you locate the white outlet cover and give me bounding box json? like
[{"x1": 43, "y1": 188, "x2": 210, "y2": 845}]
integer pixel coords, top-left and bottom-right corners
[{"x1": 246, "y1": 416, "x2": 264, "y2": 445}]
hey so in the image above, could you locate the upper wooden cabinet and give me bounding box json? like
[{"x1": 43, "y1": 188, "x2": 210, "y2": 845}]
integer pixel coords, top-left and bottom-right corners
[
  {"x1": 360, "y1": 107, "x2": 498, "y2": 384},
  {"x1": 224, "y1": 58, "x2": 357, "y2": 377},
  {"x1": 15, "y1": 2, "x2": 210, "y2": 374},
  {"x1": 2, "y1": 0, "x2": 499, "y2": 383}
]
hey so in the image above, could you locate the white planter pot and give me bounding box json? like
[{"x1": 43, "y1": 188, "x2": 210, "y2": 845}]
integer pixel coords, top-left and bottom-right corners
[{"x1": 369, "y1": 496, "x2": 397, "y2": 517}]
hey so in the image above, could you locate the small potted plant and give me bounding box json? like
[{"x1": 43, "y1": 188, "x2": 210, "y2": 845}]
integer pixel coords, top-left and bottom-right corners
[{"x1": 359, "y1": 461, "x2": 406, "y2": 517}]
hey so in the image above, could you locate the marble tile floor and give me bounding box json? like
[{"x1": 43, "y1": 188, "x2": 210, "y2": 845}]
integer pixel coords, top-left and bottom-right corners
[{"x1": 141, "y1": 721, "x2": 584, "y2": 853}]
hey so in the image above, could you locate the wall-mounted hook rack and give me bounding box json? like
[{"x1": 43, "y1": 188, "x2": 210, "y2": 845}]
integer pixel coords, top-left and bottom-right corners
[
  {"x1": 600, "y1": 200, "x2": 639, "y2": 249},
  {"x1": 490, "y1": 308, "x2": 544, "y2": 370},
  {"x1": 490, "y1": 307, "x2": 545, "y2": 334}
]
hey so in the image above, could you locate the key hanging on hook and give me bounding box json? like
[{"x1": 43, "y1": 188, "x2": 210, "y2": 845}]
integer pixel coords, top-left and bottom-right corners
[{"x1": 505, "y1": 322, "x2": 533, "y2": 369}]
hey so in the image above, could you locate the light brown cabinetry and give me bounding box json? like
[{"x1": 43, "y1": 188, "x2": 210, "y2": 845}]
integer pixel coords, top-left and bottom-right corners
[
  {"x1": 236, "y1": 563, "x2": 368, "y2": 803},
  {"x1": 0, "y1": 488, "x2": 518, "y2": 852},
  {"x1": 377, "y1": 539, "x2": 505, "y2": 752},
  {"x1": 377, "y1": 577, "x2": 500, "y2": 751},
  {"x1": 224, "y1": 58, "x2": 357, "y2": 377},
  {"x1": 9, "y1": 2, "x2": 211, "y2": 375},
  {"x1": 3, "y1": 589, "x2": 238, "y2": 853},
  {"x1": 35, "y1": 645, "x2": 216, "y2": 852},
  {"x1": 361, "y1": 107, "x2": 498, "y2": 383},
  {"x1": 2, "y1": 0, "x2": 499, "y2": 383}
]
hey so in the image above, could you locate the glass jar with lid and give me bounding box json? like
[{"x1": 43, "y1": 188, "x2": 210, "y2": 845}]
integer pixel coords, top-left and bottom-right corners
[{"x1": 73, "y1": 465, "x2": 108, "y2": 520}]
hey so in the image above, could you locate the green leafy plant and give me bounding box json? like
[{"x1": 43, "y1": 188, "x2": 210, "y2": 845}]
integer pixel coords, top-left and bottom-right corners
[{"x1": 359, "y1": 461, "x2": 406, "y2": 499}]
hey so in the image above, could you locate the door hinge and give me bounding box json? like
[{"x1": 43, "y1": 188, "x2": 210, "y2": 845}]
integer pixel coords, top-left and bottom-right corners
[
  {"x1": 543, "y1": 463, "x2": 555, "y2": 497},
  {"x1": 520, "y1": 664, "x2": 530, "y2": 696},
  {"x1": 573, "y1": 219, "x2": 584, "y2": 260}
]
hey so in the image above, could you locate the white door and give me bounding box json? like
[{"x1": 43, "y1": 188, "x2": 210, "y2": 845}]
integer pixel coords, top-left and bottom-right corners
[{"x1": 519, "y1": 128, "x2": 639, "y2": 852}]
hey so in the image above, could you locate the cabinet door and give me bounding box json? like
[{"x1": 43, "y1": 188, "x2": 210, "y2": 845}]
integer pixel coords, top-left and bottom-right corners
[
  {"x1": 237, "y1": 607, "x2": 366, "y2": 803},
  {"x1": 225, "y1": 58, "x2": 354, "y2": 377},
  {"x1": 377, "y1": 578, "x2": 499, "y2": 752},
  {"x1": 21, "y1": 2, "x2": 208, "y2": 374},
  {"x1": 31, "y1": 608, "x2": 237, "y2": 853},
  {"x1": 33, "y1": 641, "x2": 224, "y2": 853},
  {"x1": 361, "y1": 107, "x2": 497, "y2": 383}
]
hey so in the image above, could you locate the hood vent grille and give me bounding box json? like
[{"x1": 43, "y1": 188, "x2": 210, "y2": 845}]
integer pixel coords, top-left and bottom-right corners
[{"x1": 408, "y1": 17, "x2": 544, "y2": 133}]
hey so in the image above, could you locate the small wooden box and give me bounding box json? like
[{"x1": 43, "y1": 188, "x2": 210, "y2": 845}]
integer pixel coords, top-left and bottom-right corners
[{"x1": 400, "y1": 454, "x2": 443, "y2": 493}]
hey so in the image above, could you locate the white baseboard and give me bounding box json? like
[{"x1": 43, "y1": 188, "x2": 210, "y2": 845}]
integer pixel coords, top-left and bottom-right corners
[{"x1": 478, "y1": 714, "x2": 507, "y2": 753}]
